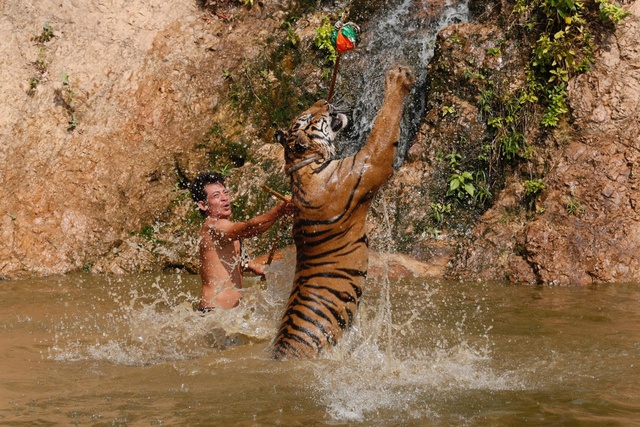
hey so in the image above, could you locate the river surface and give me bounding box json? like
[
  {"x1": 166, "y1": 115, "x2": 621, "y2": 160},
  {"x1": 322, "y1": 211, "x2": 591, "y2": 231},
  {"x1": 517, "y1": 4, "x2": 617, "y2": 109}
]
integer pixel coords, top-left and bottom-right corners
[{"x1": 2, "y1": 252, "x2": 639, "y2": 426}]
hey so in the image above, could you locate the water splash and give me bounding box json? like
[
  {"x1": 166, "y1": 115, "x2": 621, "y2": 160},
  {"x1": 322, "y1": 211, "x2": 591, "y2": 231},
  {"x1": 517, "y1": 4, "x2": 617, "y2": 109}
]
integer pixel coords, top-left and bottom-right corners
[
  {"x1": 48, "y1": 254, "x2": 296, "y2": 366},
  {"x1": 310, "y1": 278, "x2": 524, "y2": 423}
]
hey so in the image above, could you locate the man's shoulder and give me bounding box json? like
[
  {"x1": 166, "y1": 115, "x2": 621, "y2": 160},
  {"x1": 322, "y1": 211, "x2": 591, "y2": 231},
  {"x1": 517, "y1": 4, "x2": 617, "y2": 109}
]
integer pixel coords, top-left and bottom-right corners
[{"x1": 202, "y1": 217, "x2": 237, "y2": 244}]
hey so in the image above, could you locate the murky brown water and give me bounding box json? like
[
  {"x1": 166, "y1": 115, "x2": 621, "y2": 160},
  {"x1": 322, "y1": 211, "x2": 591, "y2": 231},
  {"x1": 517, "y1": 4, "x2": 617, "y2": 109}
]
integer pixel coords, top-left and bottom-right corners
[{"x1": 2, "y1": 254, "x2": 639, "y2": 426}]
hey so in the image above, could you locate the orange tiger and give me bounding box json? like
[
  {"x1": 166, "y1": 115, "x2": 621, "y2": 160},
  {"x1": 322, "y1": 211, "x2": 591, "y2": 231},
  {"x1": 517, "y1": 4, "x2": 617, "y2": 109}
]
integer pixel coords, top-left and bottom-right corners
[{"x1": 272, "y1": 66, "x2": 415, "y2": 359}]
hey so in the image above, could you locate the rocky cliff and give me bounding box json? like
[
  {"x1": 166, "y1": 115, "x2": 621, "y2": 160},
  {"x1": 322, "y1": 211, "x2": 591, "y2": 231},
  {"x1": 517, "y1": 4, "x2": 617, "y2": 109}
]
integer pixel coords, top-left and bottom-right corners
[
  {"x1": 447, "y1": 0, "x2": 640, "y2": 284},
  {"x1": 0, "y1": 0, "x2": 292, "y2": 277},
  {"x1": 1, "y1": 0, "x2": 637, "y2": 284}
]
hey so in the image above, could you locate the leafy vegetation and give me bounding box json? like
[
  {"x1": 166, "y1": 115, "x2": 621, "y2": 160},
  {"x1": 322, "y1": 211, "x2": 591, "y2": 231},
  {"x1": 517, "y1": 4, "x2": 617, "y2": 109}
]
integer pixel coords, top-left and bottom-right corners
[
  {"x1": 430, "y1": 202, "x2": 451, "y2": 224},
  {"x1": 524, "y1": 178, "x2": 546, "y2": 211},
  {"x1": 60, "y1": 72, "x2": 78, "y2": 131},
  {"x1": 595, "y1": 0, "x2": 631, "y2": 23},
  {"x1": 314, "y1": 17, "x2": 337, "y2": 69},
  {"x1": 28, "y1": 22, "x2": 55, "y2": 94},
  {"x1": 33, "y1": 21, "x2": 55, "y2": 44},
  {"x1": 566, "y1": 196, "x2": 585, "y2": 215},
  {"x1": 228, "y1": 36, "x2": 319, "y2": 134},
  {"x1": 425, "y1": 0, "x2": 629, "y2": 237},
  {"x1": 524, "y1": 178, "x2": 545, "y2": 197}
]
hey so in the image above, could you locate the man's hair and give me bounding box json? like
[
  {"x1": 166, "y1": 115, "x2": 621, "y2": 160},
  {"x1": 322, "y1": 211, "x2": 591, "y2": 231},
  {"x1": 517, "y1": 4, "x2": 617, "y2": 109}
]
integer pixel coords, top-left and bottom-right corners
[{"x1": 190, "y1": 172, "x2": 225, "y2": 215}]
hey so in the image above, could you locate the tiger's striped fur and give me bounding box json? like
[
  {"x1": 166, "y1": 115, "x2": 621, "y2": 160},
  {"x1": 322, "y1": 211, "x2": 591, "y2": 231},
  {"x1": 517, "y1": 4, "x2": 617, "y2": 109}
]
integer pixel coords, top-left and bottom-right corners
[{"x1": 272, "y1": 66, "x2": 414, "y2": 359}]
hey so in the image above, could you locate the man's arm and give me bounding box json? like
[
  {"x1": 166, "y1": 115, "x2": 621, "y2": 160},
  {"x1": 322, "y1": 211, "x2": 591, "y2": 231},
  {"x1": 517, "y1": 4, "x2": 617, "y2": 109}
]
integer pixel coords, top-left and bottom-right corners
[
  {"x1": 244, "y1": 260, "x2": 267, "y2": 281},
  {"x1": 212, "y1": 201, "x2": 293, "y2": 241}
]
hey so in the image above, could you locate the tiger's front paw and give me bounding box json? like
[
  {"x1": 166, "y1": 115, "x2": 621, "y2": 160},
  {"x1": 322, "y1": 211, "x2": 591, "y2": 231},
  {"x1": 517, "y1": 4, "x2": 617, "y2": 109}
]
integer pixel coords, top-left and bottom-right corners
[{"x1": 385, "y1": 66, "x2": 414, "y2": 95}]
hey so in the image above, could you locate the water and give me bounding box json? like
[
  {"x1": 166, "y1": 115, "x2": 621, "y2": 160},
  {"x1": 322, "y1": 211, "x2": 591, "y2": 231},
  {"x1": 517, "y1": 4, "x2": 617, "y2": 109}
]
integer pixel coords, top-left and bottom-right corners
[
  {"x1": 2, "y1": 249, "x2": 640, "y2": 425},
  {"x1": 334, "y1": 0, "x2": 469, "y2": 165}
]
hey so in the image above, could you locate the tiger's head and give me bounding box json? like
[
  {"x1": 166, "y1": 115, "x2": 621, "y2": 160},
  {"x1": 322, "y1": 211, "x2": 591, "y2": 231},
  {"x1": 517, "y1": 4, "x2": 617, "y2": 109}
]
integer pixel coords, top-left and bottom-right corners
[{"x1": 275, "y1": 100, "x2": 349, "y2": 172}]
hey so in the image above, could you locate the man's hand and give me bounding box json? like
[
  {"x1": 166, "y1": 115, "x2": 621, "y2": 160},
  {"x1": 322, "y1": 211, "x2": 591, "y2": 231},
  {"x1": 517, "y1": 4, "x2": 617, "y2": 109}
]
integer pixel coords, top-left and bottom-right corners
[
  {"x1": 277, "y1": 199, "x2": 296, "y2": 216},
  {"x1": 246, "y1": 261, "x2": 267, "y2": 281}
]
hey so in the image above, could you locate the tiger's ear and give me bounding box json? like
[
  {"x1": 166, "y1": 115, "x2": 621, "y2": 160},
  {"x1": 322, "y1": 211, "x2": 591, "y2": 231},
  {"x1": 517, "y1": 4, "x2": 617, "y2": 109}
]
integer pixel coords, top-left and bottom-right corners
[{"x1": 274, "y1": 130, "x2": 286, "y2": 146}]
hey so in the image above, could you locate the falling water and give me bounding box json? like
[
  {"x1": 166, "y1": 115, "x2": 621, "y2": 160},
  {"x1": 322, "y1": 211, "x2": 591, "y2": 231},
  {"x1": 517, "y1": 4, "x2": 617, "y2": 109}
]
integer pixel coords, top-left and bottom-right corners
[
  {"x1": 334, "y1": 0, "x2": 469, "y2": 166},
  {"x1": 304, "y1": 1, "x2": 522, "y2": 420}
]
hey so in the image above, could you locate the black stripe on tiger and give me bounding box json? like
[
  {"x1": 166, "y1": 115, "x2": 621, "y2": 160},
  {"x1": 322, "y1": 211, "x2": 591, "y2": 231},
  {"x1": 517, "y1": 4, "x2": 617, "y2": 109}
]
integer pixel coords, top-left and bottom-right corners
[{"x1": 293, "y1": 292, "x2": 348, "y2": 330}]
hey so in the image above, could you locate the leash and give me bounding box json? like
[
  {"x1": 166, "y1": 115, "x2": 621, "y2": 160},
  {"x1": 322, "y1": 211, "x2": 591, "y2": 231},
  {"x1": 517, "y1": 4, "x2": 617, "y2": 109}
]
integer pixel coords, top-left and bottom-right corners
[{"x1": 284, "y1": 155, "x2": 323, "y2": 175}]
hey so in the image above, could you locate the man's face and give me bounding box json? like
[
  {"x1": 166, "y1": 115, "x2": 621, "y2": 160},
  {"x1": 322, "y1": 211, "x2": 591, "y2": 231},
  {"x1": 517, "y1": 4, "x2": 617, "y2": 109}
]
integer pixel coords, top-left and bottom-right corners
[{"x1": 199, "y1": 182, "x2": 232, "y2": 219}]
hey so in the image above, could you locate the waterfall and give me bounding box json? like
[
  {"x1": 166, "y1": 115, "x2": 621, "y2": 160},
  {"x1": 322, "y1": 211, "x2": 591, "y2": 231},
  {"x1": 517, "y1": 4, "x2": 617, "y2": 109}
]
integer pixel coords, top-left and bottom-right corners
[{"x1": 334, "y1": 0, "x2": 469, "y2": 166}]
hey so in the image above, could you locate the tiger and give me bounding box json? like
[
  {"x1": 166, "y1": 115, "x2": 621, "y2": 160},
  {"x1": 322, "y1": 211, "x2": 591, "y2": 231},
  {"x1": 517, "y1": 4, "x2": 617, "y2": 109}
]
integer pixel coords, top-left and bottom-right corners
[{"x1": 272, "y1": 66, "x2": 415, "y2": 359}]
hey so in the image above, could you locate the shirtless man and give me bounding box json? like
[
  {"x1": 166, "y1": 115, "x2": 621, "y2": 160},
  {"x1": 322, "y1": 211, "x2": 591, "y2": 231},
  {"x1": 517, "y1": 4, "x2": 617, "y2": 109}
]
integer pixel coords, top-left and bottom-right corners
[{"x1": 190, "y1": 172, "x2": 293, "y2": 310}]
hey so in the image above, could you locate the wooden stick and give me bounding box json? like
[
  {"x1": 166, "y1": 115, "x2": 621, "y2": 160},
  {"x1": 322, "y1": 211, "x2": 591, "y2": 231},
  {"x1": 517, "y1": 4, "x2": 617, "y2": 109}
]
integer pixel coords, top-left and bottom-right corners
[
  {"x1": 261, "y1": 185, "x2": 289, "y2": 266},
  {"x1": 261, "y1": 184, "x2": 289, "y2": 202},
  {"x1": 326, "y1": 52, "x2": 341, "y2": 103},
  {"x1": 266, "y1": 220, "x2": 283, "y2": 266}
]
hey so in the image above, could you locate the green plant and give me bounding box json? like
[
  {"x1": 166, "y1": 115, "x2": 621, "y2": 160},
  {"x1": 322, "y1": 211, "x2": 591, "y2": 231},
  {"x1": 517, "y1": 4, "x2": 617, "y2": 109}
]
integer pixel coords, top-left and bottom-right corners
[
  {"x1": 34, "y1": 47, "x2": 48, "y2": 72},
  {"x1": 523, "y1": 178, "x2": 545, "y2": 211},
  {"x1": 60, "y1": 72, "x2": 78, "y2": 130},
  {"x1": 524, "y1": 178, "x2": 545, "y2": 196},
  {"x1": 29, "y1": 76, "x2": 40, "y2": 90},
  {"x1": 445, "y1": 152, "x2": 461, "y2": 169},
  {"x1": 228, "y1": 29, "x2": 320, "y2": 133},
  {"x1": 541, "y1": 83, "x2": 569, "y2": 126},
  {"x1": 29, "y1": 28, "x2": 53, "y2": 93},
  {"x1": 314, "y1": 17, "x2": 337, "y2": 65},
  {"x1": 67, "y1": 114, "x2": 78, "y2": 131},
  {"x1": 444, "y1": 33, "x2": 462, "y2": 44},
  {"x1": 467, "y1": 169, "x2": 490, "y2": 206},
  {"x1": 447, "y1": 171, "x2": 476, "y2": 201},
  {"x1": 566, "y1": 196, "x2": 585, "y2": 215},
  {"x1": 477, "y1": 144, "x2": 492, "y2": 162},
  {"x1": 430, "y1": 202, "x2": 451, "y2": 224},
  {"x1": 61, "y1": 73, "x2": 75, "y2": 106},
  {"x1": 478, "y1": 88, "x2": 495, "y2": 114},
  {"x1": 595, "y1": 0, "x2": 631, "y2": 24},
  {"x1": 34, "y1": 22, "x2": 55, "y2": 44},
  {"x1": 441, "y1": 105, "x2": 456, "y2": 117},
  {"x1": 280, "y1": 21, "x2": 300, "y2": 47}
]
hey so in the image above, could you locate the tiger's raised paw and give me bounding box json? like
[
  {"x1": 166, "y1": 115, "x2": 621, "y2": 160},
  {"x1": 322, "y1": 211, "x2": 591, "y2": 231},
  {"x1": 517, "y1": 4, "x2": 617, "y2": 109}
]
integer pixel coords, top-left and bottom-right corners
[{"x1": 385, "y1": 66, "x2": 414, "y2": 94}]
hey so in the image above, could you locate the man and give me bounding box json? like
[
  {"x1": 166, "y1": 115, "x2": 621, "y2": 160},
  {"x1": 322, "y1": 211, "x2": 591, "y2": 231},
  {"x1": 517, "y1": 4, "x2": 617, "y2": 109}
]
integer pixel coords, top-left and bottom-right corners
[{"x1": 190, "y1": 172, "x2": 293, "y2": 310}]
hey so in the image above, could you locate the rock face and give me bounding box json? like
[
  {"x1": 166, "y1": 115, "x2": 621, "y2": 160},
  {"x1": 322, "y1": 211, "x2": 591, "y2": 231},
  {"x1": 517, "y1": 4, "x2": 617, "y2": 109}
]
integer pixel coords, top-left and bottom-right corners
[
  {"x1": 451, "y1": 1, "x2": 640, "y2": 284},
  {"x1": 1, "y1": 0, "x2": 638, "y2": 284},
  {"x1": 0, "y1": 0, "x2": 288, "y2": 278}
]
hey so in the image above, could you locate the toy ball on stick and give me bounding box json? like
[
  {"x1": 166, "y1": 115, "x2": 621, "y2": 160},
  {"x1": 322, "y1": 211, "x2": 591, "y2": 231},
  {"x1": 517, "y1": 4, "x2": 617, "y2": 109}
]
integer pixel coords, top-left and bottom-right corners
[
  {"x1": 331, "y1": 23, "x2": 359, "y2": 53},
  {"x1": 326, "y1": 11, "x2": 360, "y2": 102}
]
